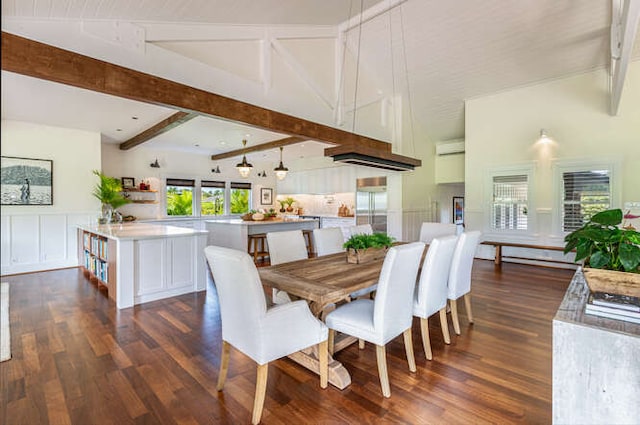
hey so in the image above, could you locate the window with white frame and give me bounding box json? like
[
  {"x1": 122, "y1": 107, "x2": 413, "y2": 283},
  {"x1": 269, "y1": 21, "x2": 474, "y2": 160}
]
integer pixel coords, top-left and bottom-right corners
[
  {"x1": 230, "y1": 182, "x2": 252, "y2": 214},
  {"x1": 561, "y1": 170, "x2": 610, "y2": 232},
  {"x1": 491, "y1": 175, "x2": 529, "y2": 230},
  {"x1": 166, "y1": 178, "x2": 195, "y2": 216},
  {"x1": 201, "y1": 180, "x2": 225, "y2": 216}
]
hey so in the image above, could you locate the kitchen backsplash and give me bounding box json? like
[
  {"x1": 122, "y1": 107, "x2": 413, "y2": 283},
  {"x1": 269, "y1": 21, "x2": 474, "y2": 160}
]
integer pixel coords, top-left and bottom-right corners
[{"x1": 276, "y1": 192, "x2": 355, "y2": 216}]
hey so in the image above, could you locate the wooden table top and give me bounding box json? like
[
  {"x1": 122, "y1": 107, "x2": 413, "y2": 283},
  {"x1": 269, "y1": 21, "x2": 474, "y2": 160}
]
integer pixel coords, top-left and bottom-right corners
[{"x1": 258, "y1": 252, "x2": 384, "y2": 315}]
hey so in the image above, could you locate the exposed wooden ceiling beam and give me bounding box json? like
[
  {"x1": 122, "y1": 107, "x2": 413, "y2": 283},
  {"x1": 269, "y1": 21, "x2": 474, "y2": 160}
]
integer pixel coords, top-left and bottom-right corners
[
  {"x1": 211, "y1": 136, "x2": 306, "y2": 160},
  {"x1": 120, "y1": 111, "x2": 198, "y2": 150},
  {"x1": 1, "y1": 32, "x2": 396, "y2": 155}
]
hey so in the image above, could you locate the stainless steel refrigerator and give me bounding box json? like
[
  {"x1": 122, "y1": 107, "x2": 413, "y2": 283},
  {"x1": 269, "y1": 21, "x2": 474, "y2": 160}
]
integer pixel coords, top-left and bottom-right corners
[{"x1": 356, "y1": 176, "x2": 387, "y2": 233}]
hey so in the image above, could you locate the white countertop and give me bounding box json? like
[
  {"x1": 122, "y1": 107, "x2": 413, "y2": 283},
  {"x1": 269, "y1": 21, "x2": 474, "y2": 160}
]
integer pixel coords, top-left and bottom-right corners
[
  {"x1": 78, "y1": 223, "x2": 208, "y2": 240},
  {"x1": 205, "y1": 218, "x2": 318, "y2": 226}
]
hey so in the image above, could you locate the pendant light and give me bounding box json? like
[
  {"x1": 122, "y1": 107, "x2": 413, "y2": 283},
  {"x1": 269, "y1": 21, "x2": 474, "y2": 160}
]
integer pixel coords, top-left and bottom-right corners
[
  {"x1": 273, "y1": 146, "x2": 289, "y2": 180},
  {"x1": 235, "y1": 139, "x2": 253, "y2": 178}
]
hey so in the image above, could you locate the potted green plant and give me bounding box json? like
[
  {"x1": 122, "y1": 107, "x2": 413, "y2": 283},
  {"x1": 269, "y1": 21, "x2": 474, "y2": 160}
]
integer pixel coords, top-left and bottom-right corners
[
  {"x1": 343, "y1": 233, "x2": 395, "y2": 264},
  {"x1": 92, "y1": 170, "x2": 130, "y2": 224},
  {"x1": 284, "y1": 197, "x2": 296, "y2": 212},
  {"x1": 278, "y1": 199, "x2": 287, "y2": 213},
  {"x1": 563, "y1": 208, "x2": 640, "y2": 297}
]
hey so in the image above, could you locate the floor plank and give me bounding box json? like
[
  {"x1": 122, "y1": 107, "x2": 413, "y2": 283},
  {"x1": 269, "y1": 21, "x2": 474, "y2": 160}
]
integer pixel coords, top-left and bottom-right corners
[{"x1": 0, "y1": 261, "x2": 573, "y2": 424}]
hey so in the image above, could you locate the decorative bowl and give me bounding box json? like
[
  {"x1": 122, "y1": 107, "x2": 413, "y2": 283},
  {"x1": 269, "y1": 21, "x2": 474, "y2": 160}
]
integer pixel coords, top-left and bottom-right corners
[{"x1": 252, "y1": 213, "x2": 265, "y2": 221}]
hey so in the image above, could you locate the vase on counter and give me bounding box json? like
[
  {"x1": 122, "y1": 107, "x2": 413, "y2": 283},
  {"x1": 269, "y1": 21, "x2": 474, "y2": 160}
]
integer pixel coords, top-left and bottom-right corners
[{"x1": 100, "y1": 203, "x2": 113, "y2": 225}]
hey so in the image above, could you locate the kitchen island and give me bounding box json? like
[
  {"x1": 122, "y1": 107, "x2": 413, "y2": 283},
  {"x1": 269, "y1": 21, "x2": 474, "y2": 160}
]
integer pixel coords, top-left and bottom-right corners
[
  {"x1": 77, "y1": 223, "x2": 208, "y2": 309},
  {"x1": 204, "y1": 218, "x2": 319, "y2": 251}
]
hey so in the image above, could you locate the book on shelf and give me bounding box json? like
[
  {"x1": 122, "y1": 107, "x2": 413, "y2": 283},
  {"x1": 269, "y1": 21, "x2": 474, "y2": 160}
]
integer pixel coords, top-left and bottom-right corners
[{"x1": 584, "y1": 292, "x2": 640, "y2": 324}]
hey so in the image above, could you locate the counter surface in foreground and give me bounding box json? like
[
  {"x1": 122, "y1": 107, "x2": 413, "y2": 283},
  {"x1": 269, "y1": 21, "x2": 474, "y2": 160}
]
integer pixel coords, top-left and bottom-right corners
[
  {"x1": 552, "y1": 268, "x2": 639, "y2": 424},
  {"x1": 79, "y1": 222, "x2": 208, "y2": 240}
]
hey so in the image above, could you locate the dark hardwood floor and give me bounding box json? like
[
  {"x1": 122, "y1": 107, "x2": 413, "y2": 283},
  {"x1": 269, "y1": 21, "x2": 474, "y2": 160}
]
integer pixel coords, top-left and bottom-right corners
[{"x1": 0, "y1": 261, "x2": 573, "y2": 424}]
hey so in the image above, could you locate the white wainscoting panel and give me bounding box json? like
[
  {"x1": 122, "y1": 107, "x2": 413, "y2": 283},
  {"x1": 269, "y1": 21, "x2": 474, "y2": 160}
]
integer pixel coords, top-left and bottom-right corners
[
  {"x1": 402, "y1": 209, "x2": 436, "y2": 242},
  {"x1": 1, "y1": 212, "x2": 95, "y2": 275}
]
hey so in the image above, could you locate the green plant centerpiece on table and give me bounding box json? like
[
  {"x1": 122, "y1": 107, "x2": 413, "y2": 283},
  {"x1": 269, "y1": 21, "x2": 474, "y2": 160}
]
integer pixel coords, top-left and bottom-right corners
[
  {"x1": 344, "y1": 232, "x2": 395, "y2": 264},
  {"x1": 563, "y1": 208, "x2": 640, "y2": 297},
  {"x1": 92, "y1": 170, "x2": 130, "y2": 224}
]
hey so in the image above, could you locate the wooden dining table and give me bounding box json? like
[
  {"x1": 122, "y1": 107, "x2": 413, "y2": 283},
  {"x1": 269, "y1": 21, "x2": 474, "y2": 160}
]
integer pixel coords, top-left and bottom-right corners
[{"x1": 258, "y1": 251, "x2": 386, "y2": 389}]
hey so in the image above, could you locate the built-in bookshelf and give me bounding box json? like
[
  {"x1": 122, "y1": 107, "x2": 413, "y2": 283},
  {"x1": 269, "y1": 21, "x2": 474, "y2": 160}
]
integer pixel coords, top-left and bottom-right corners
[{"x1": 80, "y1": 230, "x2": 117, "y2": 298}]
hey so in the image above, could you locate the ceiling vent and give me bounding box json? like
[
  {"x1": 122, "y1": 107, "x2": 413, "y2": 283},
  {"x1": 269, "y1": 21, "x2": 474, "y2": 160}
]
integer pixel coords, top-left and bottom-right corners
[
  {"x1": 435, "y1": 141, "x2": 465, "y2": 156},
  {"x1": 325, "y1": 145, "x2": 421, "y2": 171}
]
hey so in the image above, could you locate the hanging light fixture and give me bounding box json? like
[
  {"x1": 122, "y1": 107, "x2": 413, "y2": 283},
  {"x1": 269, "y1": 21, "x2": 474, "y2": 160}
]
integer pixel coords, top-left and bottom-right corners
[
  {"x1": 235, "y1": 139, "x2": 253, "y2": 178},
  {"x1": 273, "y1": 146, "x2": 289, "y2": 180}
]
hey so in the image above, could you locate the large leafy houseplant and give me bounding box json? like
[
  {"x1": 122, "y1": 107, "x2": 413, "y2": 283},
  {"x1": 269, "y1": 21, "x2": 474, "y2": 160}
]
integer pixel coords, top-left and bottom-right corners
[
  {"x1": 563, "y1": 208, "x2": 640, "y2": 273},
  {"x1": 92, "y1": 170, "x2": 130, "y2": 222}
]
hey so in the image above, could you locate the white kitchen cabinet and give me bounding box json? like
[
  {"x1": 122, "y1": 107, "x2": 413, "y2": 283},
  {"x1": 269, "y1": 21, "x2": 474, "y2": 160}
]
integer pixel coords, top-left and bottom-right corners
[
  {"x1": 321, "y1": 217, "x2": 356, "y2": 241},
  {"x1": 277, "y1": 166, "x2": 357, "y2": 195}
]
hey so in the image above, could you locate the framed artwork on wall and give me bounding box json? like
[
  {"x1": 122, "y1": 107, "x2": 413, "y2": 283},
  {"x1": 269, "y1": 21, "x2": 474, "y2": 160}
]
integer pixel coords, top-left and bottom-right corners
[
  {"x1": 453, "y1": 196, "x2": 464, "y2": 225},
  {"x1": 121, "y1": 177, "x2": 135, "y2": 189},
  {"x1": 1, "y1": 156, "x2": 53, "y2": 205},
  {"x1": 260, "y1": 188, "x2": 273, "y2": 205}
]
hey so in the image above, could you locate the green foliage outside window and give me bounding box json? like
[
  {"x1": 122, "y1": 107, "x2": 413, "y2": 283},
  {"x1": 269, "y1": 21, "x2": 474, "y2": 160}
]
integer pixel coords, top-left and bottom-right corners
[
  {"x1": 202, "y1": 188, "x2": 224, "y2": 216},
  {"x1": 167, "y1": 186, "x2": 193, "y2": 216},
  {"x1": 230, "y1": 189, "x2": 249, "y2": 214}
]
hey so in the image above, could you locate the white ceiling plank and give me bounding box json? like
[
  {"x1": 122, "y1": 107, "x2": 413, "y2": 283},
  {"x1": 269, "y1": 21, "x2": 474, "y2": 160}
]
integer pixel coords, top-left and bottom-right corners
[
  {"x1": 338, "y1": 0, "x2": 407, "y2": 33},
  {"x1": 271, "y1": 38, "x2": 334, "y2": 111},
  {"x1": 610, "y1": 0, "x2": 640, "y2": 116}
]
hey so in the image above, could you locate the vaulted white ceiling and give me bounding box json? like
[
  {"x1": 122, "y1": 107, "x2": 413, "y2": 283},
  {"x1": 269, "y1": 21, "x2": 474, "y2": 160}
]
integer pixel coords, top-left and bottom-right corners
[{"x1": 2, "y1": 0, "x2": 639, "y2": 161}]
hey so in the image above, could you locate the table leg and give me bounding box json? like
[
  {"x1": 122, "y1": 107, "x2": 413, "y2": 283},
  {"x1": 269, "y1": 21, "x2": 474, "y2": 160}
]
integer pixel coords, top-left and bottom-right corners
[{"x1": 288, "y1": 345, "x2": 352, "y2": 390}]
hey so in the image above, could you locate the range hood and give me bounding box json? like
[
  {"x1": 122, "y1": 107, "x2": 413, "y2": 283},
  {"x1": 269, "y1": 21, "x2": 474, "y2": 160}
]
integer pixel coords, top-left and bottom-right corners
[{"x1": 325, "y1": 144, "x2": 421, "y2": 171}]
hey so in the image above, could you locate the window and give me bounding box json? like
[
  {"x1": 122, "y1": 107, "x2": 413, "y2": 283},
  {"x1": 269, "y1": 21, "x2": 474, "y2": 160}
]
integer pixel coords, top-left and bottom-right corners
[
  {"x1": 492, "y1": 175, "x2": 528, "y2": 230},
  {"x1": 166, "y1": 178, "x2": 195, "y2": 216},
  {"x1": 562, "y1": 170, "x2": 610, "y2": 232},
  {"x1": 201, "y1": 180, "x2": 225, "y2": 216},
  {"x1": 230, "y1": 182, "x2": 251, "y2": 214}
]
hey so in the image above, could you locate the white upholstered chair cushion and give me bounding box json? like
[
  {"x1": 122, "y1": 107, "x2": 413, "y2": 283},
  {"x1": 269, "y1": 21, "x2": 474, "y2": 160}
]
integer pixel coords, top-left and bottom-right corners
[
  {"x1": 447, "y1": 231, "x2": 482, "y2": 335},
  {"x1": 266, "y1": 230, "x2": 309, "y2": 304},
  {"x1": 418, "y1": 222, "x2": 457, "y2": 244},
  {"x1": 204, "y1": 245, "x2": 328, "y2": 424},
  {"x1": 413, "y1": 235, "x2": 458, "y2": 360},
  {"x1": 349, "y1": 224, "x2": 373, "y2": 238},
  {"x1": 325, "y1": 242, "x2": 425, "y2": 397},
  {"x1": 313, "y1": 227, "x2": 345, "y2": 256}
]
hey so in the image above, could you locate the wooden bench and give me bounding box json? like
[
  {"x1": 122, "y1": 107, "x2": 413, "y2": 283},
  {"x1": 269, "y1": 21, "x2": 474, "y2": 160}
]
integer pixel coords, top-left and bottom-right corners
[{"x1": 481, "y1": 241, "x2": 573, "y2": 266}]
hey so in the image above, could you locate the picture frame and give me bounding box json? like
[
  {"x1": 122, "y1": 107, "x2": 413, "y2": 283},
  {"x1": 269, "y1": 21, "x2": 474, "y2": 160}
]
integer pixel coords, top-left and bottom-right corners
[
  {"x1": 453, "y1": 196, "x2": 464, "y2": 225},
  {"x1": 260, "y1": 188, "x2": 273, "y2": 205},
  {"x1": 1, "y1": 156, "x2": 53, "y2": 205},
  {"x1": 121, "y1": 177, "x2": 135, "y2": 189}
]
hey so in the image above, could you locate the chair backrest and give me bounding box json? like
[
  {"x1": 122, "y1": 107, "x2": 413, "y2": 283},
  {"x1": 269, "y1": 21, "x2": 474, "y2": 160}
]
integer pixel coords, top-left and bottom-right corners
[
  {"x1": 414, "y1": 235, "x2": 458, "y2": 318},
  {"x1": 373, "y1": 242, "x2": 425, "y2": 341},
  {"x1": 448, "y1": 231, "x2": 482, "y2": 299},
  {"x1": 349, "y1": 224, "x2": 373, "y2": 237},
  {"x1": 419, "y1": 222, "x2": 457, "y2": 244},
  {"x1": 313, "y1": 227, "x2": 345, "y2": 256},
  {"x1": 266, "y1": 230, "x2": 308, "y2": 265},
  {"x1": 204, "y1": 245, "x2": 267, "y2": 355}
]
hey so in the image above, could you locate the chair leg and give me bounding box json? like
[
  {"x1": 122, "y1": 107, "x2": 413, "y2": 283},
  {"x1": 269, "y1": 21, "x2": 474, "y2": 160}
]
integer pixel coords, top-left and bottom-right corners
[
  {"x1": 328, "y1": 329, "x2": 335, "y2": 355},
  {"x1": 464, "y1": 293, "x2": 474, "y2": 324},
  {"x1": 419, "y1": 317, "x2": 432, "y2": 361},
  {"x1": 252, "y1": 363, "x2": 268, "y2": 425},
  {"x1": 450, "y1": 299, "x2": 461, "y2": 335},
  {"x1": 375, "y1": 345, "x2": 391, "y2": 398},
  {"x1": 318, "y1": 340, "x2": 328, "y2": 389},
  {"x1": 358, "y1": 339, "x2": 365, "y2": 349},
  {"x1": 439, "y1": 307, "x2": 451, "y2": 344},
  {"x1": 403, "y1": 328, "x2": 417, "y2": 372},
  {"x1": 217, "y1": 341, "x2": 230, "y2": 391}
]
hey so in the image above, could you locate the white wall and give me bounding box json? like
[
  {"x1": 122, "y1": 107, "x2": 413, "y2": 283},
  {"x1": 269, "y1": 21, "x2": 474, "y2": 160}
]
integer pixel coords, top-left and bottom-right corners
[
  {"x1": 465, "y1": 61, "x2": 640, "y2": 260},
  {"x1": 1, "y1": 120, "x2": 101, "y2": 274}
]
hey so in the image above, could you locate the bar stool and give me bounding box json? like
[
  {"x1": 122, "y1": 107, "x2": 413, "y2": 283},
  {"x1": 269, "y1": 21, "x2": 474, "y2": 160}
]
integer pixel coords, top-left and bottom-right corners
[
  {"x1": 302, "y1": 230, "x2": 314, "y2": 255},
  {"x1": 247, "y1": 233, "x2": 269, "y2": 263}
]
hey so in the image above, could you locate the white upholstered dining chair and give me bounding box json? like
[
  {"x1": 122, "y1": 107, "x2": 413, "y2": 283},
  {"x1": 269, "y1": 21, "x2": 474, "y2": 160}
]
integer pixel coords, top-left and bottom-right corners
[
  {"x1": 349, "y1": 223, "x2": 373, "y2": 238},
  {"x1": 413, "y1": 235, "x2": 458, "y2": 360},
  {"x1": 447, "y1": 231, "x2": 482, "y2": 335},
  {"x1": 325, "y1": 242, "x2": 425, "y2": 398},
  {"x1": 266, "y1": 230, "x2": 308, "y2": 304},
  {"x1": 204, "y1": 245, "x2": 328, "y2": 425},
  {"x1": 313, "y1": 227, "x2": 345, "y2": 256},
  {"x1": 418, "y1": 222, "x2": 457, "y2": 244}
]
